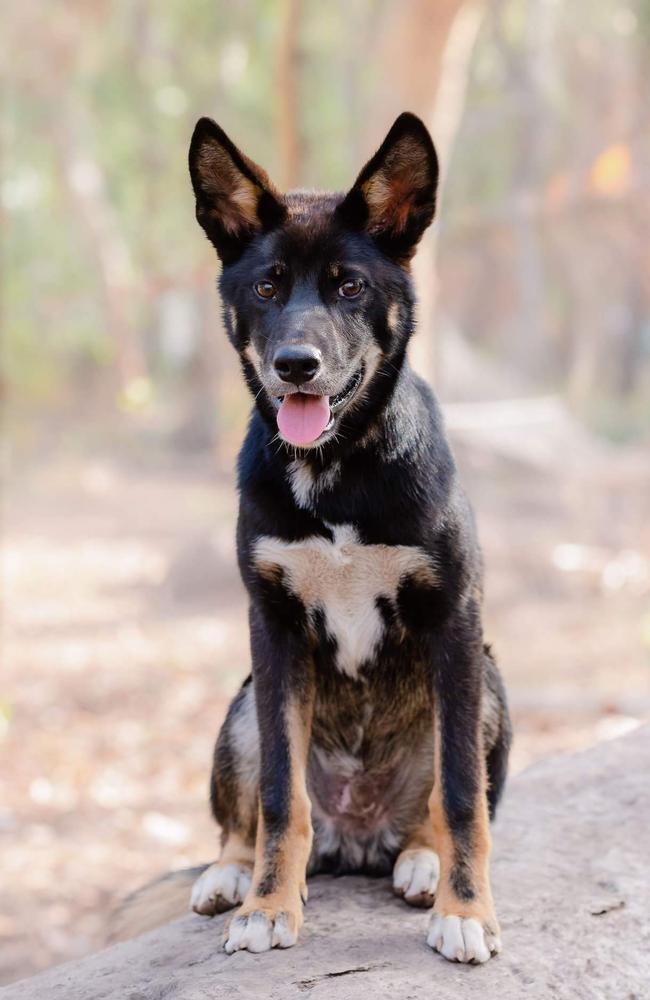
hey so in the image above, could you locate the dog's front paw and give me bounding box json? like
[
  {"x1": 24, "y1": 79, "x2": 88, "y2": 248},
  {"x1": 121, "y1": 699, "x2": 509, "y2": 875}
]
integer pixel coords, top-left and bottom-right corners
[
  {"x1": 224, "y1": 900, "x2": 302, "y2": 954},
  {"x1": 392, "y1": 848, "x2": 439, "y2": 907},
  {"x1": 191, "y1": 862, "x2": 252, "y2": 915},
  {"x1": 426, "y1": 912, "x2": 501, "y2": 964}
]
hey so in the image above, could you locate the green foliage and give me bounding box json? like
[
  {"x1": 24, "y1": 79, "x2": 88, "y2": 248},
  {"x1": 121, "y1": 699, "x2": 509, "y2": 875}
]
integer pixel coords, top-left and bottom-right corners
[{"x1": 2, "y1": 0, "x2": 649, "y2": 428}]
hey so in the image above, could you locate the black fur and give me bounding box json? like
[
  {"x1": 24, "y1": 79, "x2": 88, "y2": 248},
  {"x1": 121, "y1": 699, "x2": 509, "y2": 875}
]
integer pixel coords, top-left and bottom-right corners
[{"x1": 189, "y1": 112, "x2": 511, "y2": 902}]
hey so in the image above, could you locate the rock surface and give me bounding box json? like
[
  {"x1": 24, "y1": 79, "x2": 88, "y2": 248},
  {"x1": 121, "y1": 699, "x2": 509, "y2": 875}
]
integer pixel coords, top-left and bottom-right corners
[{"x1": 3, "y1": 727, "x2": 649, "y2": 1000}]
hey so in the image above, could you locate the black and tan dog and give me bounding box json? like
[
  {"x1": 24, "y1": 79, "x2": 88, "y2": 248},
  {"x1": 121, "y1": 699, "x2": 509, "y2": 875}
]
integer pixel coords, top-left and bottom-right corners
[{"x1": 119, "y1": 113, "x2": 512, "y2": 963}]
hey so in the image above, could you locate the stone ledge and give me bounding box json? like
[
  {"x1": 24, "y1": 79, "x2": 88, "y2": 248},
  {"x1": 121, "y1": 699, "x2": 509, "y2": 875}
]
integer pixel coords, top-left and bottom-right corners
[{"x1": 3, "y1": 727, "x2": 649, "y2": 1000}]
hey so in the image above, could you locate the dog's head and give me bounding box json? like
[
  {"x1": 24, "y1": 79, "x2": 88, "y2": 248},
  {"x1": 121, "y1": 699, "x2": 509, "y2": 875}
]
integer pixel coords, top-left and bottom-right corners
[{"x1": 189, "y1": 113, "x2": 438, "y2": 450}]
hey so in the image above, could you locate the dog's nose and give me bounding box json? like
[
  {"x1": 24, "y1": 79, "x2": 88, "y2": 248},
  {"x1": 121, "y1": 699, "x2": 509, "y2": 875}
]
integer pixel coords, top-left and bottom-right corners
[{"x1": 273, "y1": 344, "x2": 322, "y2": 385}]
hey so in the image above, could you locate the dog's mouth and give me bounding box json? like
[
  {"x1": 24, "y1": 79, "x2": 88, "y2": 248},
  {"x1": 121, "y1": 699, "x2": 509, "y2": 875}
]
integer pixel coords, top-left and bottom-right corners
[{"x1": 274, "y1": 366, "x2": 364, "y2": 447}]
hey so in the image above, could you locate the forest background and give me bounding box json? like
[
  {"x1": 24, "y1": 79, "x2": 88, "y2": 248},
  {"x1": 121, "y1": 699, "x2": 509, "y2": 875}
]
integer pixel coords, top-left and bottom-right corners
[{"x1": 2, "y1": 0, "x2": 649, "y2": 984}]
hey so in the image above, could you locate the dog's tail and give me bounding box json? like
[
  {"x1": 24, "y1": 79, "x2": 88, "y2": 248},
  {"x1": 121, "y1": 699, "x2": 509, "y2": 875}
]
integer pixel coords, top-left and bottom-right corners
[{"x1": 108, "y1": 864, "x2": 208, "y2": 944}]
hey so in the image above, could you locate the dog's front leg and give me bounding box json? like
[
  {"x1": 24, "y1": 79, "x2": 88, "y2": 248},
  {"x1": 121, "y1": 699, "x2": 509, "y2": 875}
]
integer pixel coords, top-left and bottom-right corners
[
  {"x1": 426, "y1": 612, "x2": 501, "y2": 963},
  {"x1": 224, "y1": 603, "x2": 314, "y2": 954}
]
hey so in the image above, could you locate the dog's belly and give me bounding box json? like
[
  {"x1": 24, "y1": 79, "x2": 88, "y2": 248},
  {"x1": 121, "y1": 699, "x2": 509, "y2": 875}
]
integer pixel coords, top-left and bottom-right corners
[
  {"x1": 307, "y1": 736, "x2": 434, "y2": 875},
  {"x1": 310, "y1": 750, "x2": 397, "y2": 835},
  {"x1": 253, "y1": 523, "x2": 435, "y2": 678}
]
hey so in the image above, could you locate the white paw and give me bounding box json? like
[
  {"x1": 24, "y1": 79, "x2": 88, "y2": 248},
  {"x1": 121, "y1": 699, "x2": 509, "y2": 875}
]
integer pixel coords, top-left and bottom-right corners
[
  {"x1": 224, "y1": 910, "x2": 298, "y2": 954},
  {"x1": 427, "y1": 913, "x2": 501, "y2": 963},
  {"x1": 392, "y1": 848, "x2": 440, "y2": 907},
  {"x1": 191, "y1": 862, "x2": 252, "y2": 915}
]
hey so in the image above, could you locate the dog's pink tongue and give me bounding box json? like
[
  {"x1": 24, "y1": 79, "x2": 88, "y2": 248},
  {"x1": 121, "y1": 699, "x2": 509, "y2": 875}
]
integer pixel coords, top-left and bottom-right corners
[{"x1": 277, "y1": 393, "x2": 330, "y2": 445}]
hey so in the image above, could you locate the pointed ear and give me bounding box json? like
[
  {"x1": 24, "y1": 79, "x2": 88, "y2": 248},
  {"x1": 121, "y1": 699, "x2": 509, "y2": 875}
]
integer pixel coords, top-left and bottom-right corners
[
  {"x1": 337, "y1": 112, "x2": 438, "y2": 262},
  {"x1": 188, "y1": 118, "x2": 286, "y2": 264}
]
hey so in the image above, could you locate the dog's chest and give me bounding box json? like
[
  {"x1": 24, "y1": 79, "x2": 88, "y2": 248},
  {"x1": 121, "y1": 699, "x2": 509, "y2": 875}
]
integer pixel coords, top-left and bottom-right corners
[{"x1": 253, "y1": 524, "x2": 433, "y2": 677}]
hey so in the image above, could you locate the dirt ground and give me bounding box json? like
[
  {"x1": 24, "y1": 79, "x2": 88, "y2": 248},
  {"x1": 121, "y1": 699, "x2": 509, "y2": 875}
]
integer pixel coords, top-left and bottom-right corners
[{"x1": 1, "y1": 415, "x2": 649, "y2": 985}]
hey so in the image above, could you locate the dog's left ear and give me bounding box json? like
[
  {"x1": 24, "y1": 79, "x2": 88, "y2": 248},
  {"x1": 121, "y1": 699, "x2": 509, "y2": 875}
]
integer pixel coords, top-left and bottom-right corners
[
  {"x1": 189, "y1": 117, "x2": 286, "y2": 264},
  {"x1": 337, "y1": 112, "x2": 438, "y2": 262}
]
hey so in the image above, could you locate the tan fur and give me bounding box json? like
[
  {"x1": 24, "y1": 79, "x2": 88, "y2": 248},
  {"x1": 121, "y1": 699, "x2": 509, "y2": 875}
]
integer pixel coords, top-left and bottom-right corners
[
  {"x1": 387, "y1": 301, "x2": 400, "y2": 333},
  {"x1": 358, "y1": 342, "x2": 384, "y2": 390},
  {"x1": 235, "y1": 699, "x2": 313, "y2": 933},
  {"x1": 243, "y1": 341, "x2": 265, "y2": 376},
  {"x1": 196, "y1": 141, "x2": 280, "y2": 237},
  {"x1": 402, "y1": 815, "x2": 438, "y2": 853},
  {"x1": 362, "y1": 137, "x2": 430, "y2": 235},
  {"x1": 219, "y1": 830, "x2": 256, "y2": 868},
  {"x1": 253, "y1": 525, "x2": 437, "y2": 677},
  {"x1": 346, "y1": 343, "x2": 386, "y2": 452},
  {"x1": 197, "y1": 144, "x2": 261, "y2": 234},
  {"x1": 428, "y1": 717, "x2": 498, "y2": 932}
]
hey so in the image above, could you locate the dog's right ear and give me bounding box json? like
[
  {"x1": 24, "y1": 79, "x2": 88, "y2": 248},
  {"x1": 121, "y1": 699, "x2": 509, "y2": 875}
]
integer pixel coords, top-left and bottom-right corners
[{"x1": 188, "y1": 118, "x2": 286, "y2": 264}]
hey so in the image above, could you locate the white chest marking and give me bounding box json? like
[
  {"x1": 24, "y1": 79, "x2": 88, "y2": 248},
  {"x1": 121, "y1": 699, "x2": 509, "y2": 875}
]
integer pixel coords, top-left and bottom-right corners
[
  {"x1": 287, "y1": 459, "x2": 341, "y2": 510},
  {"x1": 253, "y1": 524, "x2": 435, "y2": 677}
]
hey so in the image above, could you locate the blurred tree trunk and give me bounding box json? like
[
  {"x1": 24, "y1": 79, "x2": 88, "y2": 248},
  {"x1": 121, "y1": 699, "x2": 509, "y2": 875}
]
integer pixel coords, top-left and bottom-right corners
[
  {"x1": 365, "y1": 0, "x2": 469, "y2": 136},
  {"x1": 494, "y1": 0, "x2": 552, "y2": 379},
  {"x1": 13, "y1": 1, "x2": 148, "y2": 393},
  {"x1": 49, "y1": 103, "x2": 147, "y2": 390},
  {"x1": 616, "y1": 279, "x2": 643, "y2": 397},
  {"x1": 276, "y1": 0, "x2": 302, "y2": 189},
  {"x1": 130, "y1": 0, "x2": 162, "y2": 356},
  {"x1": 366, "y1": 0, "x2": 485, "y2": 384},
  {"x1": 0, "y1": 124, "x2": 5, "y2": 407}
]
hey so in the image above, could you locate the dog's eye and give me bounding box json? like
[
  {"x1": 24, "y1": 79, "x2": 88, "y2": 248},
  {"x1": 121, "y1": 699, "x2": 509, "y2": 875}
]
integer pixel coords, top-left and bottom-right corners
[
  {"x1": 338, "y1": 278, "x2": 364, "y2": 299},
  {"x1": 254, "y1": 281, "x2": 276, "y2": 300}
]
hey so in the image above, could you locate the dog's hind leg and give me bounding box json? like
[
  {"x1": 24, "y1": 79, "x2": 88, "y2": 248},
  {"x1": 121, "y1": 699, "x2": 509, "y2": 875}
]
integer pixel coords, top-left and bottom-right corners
[
  {"x1": 392, "y1": 817, "x2": 441, "y2": 908},
  {"x1": 394, "y1": 647, "x2": 511, "y2": 915},
  {"x1": 191, "y1": 679, "x2": 259, "y2": 915},
  {"x1": 191, "y1": 833, "x2": 255, "y2": 916}
]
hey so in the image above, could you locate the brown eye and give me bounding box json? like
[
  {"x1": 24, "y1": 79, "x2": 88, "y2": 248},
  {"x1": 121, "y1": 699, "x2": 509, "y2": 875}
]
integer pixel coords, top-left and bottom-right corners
[
  {"x1": 254, "y1": 281, "x2": 276, "y2": 299},
  {"x1": 338, "y1": 278, "x2": 364, "y2": 299}
]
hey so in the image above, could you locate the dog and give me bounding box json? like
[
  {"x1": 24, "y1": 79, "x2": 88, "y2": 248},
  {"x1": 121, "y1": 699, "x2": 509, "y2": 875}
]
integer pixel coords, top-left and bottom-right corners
[{"x1": 113, "y1": 112, "x2": 511, "y2": 964}]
